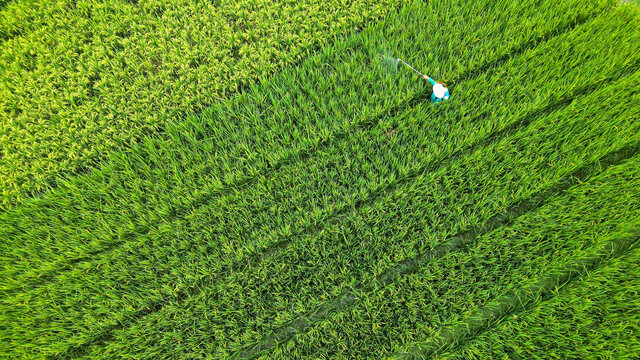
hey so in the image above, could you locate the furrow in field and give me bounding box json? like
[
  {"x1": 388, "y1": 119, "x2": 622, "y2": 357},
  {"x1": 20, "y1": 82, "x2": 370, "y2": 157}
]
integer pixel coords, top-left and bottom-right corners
[
  {"x1": 2, "y1": 6, "x2": 638, "y2": 359},
  {"x1": 432, "y1": 240, "x2": 640, "y2": 360},
  {"x1": 257, "y1": 153, "x2": 640, "y2": 359},
  {"x1": 0, "y1": 0, "x2": 606, "y2": 292},
  {"x1": 222, "y1": 72, "x2": 640, "y2": 359},
  {"x1": 399, "y1": 227, "x2": 640, "y2": 359},
  {"x1": 72, "y1": 63, "x2": 640, "y2": 359}
]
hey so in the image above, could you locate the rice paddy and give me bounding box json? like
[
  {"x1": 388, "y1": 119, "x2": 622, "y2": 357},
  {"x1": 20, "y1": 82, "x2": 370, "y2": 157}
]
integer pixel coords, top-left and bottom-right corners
[{"x1": 1, "y1": 0, "x2": 639, "y2": 359}]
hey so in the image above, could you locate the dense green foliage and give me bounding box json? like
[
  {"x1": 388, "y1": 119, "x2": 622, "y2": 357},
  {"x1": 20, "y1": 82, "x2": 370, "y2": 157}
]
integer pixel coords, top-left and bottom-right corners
[
  {"x1": 70, "y1": 9, "x2": 640, "y2": 359},
  {"x1": 0, "y1": 0, "x2": 395, "y2": 207},
  {"x1": 433, "y1": 243, "x2": 640, "y2": 360},
  {"x1": 261, "y1": 154, "x2": 640, "y2": 359},
  {"x1": 1, "y1": 0, "x2": 639, "y2": 359},
  {"x1": 2, "y1": 0, "x2": 609, "y2": 291}
]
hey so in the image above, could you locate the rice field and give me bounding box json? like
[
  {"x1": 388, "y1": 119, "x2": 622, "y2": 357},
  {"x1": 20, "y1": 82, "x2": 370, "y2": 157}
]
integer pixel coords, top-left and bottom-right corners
[
  {"x1": 0, "y1": 0, "x2": 395, "y2": 207},
  {"x1": 1, "y1": 0, "x2": 639, "y2": 359}
]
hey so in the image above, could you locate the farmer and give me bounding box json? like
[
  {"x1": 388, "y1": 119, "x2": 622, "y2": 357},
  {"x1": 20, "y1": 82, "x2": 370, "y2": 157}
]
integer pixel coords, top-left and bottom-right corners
[{"x1": 422, "y1": 75, "x2": 450, "y2": 103}]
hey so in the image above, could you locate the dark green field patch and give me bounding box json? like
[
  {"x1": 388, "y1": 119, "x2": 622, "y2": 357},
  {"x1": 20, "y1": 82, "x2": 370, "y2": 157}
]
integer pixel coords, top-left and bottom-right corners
[{"x1": 434, "y1": 241, "x2": 640, "y2": 360}]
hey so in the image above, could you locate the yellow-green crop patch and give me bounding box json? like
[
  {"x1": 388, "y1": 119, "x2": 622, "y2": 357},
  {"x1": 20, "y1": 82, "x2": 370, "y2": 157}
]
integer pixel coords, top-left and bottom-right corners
[{"x1": 0, "y1": 0, "x2": 397, "y2": 208}]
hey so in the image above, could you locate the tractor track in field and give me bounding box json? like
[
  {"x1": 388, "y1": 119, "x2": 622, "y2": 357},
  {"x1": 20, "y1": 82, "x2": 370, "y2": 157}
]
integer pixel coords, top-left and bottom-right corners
[
  {"x1": 396, "y1": 226, "x2": 640, "y2": 359},
  {"x1": 229, "y1": 137, "x2": 640, "y2": 358},
  {"x1": 44, "y1": 10, "x2": 617, "y2": 359},
  {"x1": 53, "y1": 38, "x2": 637, "y2": 360},
  {"x1": 5, "y1": 7, "x2": 603, "y2": 300}
]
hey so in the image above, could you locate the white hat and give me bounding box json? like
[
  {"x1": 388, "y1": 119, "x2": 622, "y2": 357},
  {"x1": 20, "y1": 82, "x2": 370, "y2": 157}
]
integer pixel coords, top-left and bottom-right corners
[{"x1": 433, "y1": 83, "x2": 447, "y2": 99}]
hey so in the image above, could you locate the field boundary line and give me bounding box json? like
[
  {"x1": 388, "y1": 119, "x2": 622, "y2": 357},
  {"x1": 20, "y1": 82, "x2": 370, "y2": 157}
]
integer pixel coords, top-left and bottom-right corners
[
  {"x1": 6, "y1": 6, "x2": 603, "y2": 297},
  {"x1": 231, "y1": 141, "x2": 640, "y2": 359},
  {"x1": 52, "y1": 22, "x2": 633, "y2": 360},
  {"x1": 393, "y1": 225, "x2": 640, "y2": 359}
]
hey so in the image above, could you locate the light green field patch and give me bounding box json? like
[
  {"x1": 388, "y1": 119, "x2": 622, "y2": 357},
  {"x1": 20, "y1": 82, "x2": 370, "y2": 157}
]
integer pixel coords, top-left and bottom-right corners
[{"x1": 0, "y1": 0, "x2": 398, "y2": 208}]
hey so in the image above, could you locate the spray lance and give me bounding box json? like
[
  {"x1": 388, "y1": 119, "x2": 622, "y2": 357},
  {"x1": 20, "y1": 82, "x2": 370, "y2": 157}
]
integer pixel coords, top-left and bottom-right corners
[{"x1": 396, "y1": 58, "x2": 450, "y2": 103}]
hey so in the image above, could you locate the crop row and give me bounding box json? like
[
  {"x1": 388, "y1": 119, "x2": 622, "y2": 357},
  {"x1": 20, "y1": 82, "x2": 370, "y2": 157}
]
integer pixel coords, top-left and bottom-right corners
[
  {"x1": 0, "y1": 0, "x2": 617, "y2": 291},
  {"x1": 77, "y1": 78, "x2": 637, "y2": 357},
  {"x1": 1, "y1": 0, "x2": 626, "y2": 315},
  {"x1": 81, "y1": 67, "x2": 640, "y2": 359},
  {"x1": 3, "y1": 18, "x2": 640, "y2": 358},
  {"x1": 434, "y1": 242, "x2": 640, "y2": 360},
  {"x1": 259, "y1": 152, "x2": 640, "y2": 360},
  {"x1": 0, "y1": 0, "x2": 398, "y2": 207}
]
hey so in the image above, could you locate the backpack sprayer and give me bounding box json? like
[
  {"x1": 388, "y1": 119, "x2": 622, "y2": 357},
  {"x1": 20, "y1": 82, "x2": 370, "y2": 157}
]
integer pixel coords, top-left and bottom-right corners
[{"x1": 385, "y1": 57, "x2": 450, "y2": 103}]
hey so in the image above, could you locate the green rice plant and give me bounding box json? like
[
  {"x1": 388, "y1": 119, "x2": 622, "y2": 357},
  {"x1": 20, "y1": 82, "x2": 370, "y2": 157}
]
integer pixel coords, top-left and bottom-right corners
[
  {"x1": 403, "y1": 224, "x2": 640, "y2": 359},
  {"x1": 2, "y1": 1, "x2": 639, "y2": 358},
  {"x1": 4, "y1": 38, "x2": 639, "y2": 358},
  {"x1": 0, "y1": 0, "x2": 81, "y2": 41},
  {"x1": 433, "y1": 243, "x2": 640, "y2": 360},
  {"x1": 258, "y1": 153, "x2": 640, "y2": 360},
  {"x1": 0, "y1": 0, "x2": 397, "y2": 207},
  {"x1": 1, "y1": 0, "x2": 628, "y2": 304},
  {"x1": 0, "y1": 0, "x2": 618, "y2": 292}
]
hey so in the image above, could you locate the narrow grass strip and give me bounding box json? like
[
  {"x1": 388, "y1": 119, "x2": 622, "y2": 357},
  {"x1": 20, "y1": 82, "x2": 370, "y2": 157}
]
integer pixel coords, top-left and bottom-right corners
[
  {"x1": 258, "y1": 154, "x2": 640, "y2": 359},
  {"x1": 0, "y1": 0, "x2": 609, "y2": 291},
  {"x1": 398, "y1": 227, "x2": 640, "y2": 359},
  {"x1": 433, "y1": 244, "x2": 640, "y2": 360}
]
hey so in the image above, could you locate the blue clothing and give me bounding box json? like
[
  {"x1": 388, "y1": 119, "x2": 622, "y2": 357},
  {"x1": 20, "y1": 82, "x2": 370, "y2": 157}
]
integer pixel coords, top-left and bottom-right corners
[
  {"x1": 426, "y1": 76, "x2": 450, "y2": 103},
  {"x1": 431, "y1": 90, "x2": 450, "y2": 103}
]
